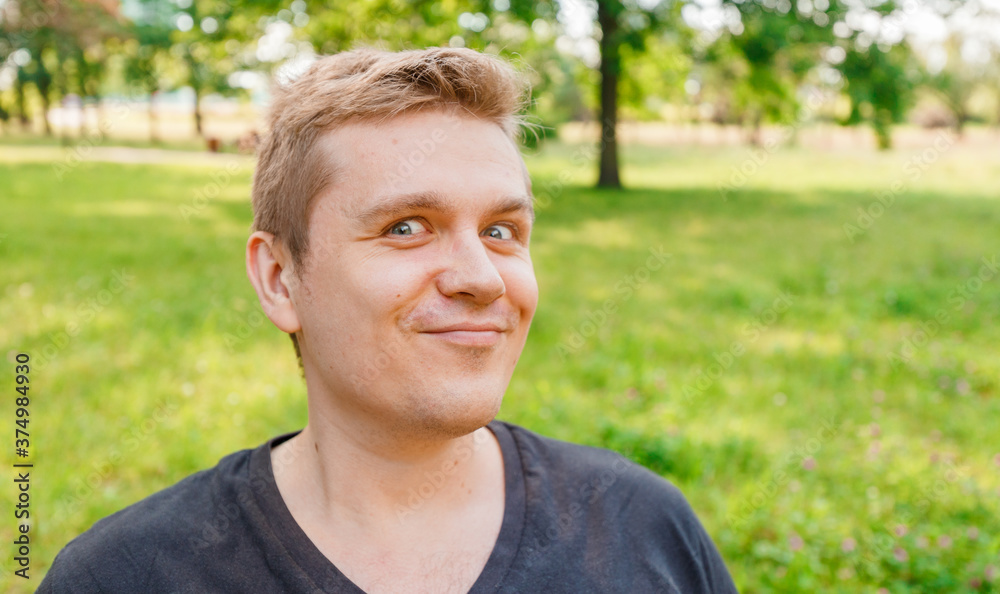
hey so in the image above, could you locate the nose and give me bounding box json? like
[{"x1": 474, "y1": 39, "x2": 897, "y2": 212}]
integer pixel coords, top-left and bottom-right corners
[{"x1": 435, "y1": 229, "x2": 506, "y2": 305}]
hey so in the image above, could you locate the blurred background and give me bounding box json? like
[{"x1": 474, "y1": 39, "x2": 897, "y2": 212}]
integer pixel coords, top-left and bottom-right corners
[{"x1": 2, "y1": 0, "x2": 999, "y2": 592}]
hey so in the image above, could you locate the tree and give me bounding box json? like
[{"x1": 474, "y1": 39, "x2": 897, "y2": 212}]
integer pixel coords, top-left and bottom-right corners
[
  {"x1": 923, "y1": 37, "x2": 980, "y2": 138},
  {"x1": 123, "y1": 26, "x2": 173, "y2": 144},
  {"x1": 838, "y1": 41, "x2": 914, "y2": 150},
  {"x1": 591, "y1": 0, "x2": 681, "y2": 187},
  {"x1": 920, "y1": 0, "x2": 1000, "y2": 136},
  {"x1": 702, "y1": 0, "x2": 919, "y2": 150},
  {"x1": 76, "y1": 43, "x2": 109, "y2": 136},
  {"x1": 0, "y1": 0, "x2": 120, "y2": 136},
  {"x1": 706, "y1": 0, "x2": 846, "y2": 145},
  {"x1": 617, "y1": 32, "x2": 691, "y2": 122},
  {"x1": 171, "y1": 0, "x2": 281, "y2": 138},
  {"x1": 498, "y1": 0, "x2": 680, "y2": 188},
  {"x1": 595, "y1": 0, "x2": 623, "y2": 187},
  {"x1": 299, "y1": 0, "x2": 585, "y2": 143},
  {"x1": 300, "y1": 0, "x2": 680, "y2": 188},
  {"x1": 119, "y1": 0, "x2": 177, "y2": 143}
]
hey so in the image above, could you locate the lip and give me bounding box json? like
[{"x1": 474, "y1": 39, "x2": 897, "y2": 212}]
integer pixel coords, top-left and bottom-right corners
[
  {"x1": 420, "y1": 324, "x2": 507, "y2": 347},
  {"x1": 424, "y1": 323, "x2": 506, "y2": 333}
]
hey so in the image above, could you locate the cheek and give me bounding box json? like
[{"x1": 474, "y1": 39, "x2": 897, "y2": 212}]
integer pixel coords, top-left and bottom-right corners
[
  {"x1": 377, "y1": 253, "x2": 436, "y2": 295},
  {"x1": 347, "y1": 255, "x2": 434, "y2": 321},
  {"x1": 502, "y1": 259, "x2": 539, "y2": 318}
]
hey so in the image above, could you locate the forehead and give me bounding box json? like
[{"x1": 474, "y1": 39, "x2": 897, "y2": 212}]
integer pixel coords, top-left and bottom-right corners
[{"x1": 312, "y1": 109, "x2": 531, "y2": 219}]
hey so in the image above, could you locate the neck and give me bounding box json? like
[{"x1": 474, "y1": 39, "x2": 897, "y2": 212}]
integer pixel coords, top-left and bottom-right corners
[{"x1": 271, "y1": 402, "x2": 504, "y2": 538}]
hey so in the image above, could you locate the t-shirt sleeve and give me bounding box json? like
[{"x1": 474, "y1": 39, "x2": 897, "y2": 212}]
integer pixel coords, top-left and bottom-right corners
[
  {"x1": 36, "y1": 534, "x2": 152, "y2": 594},
  {"x1": 621, "y1": 463, "x2": 740, "y2": 593},
  {"x1": 35, "y1": 459, "x2": 235, "y2": 593},
  {"x1": 36, "y1": 538, "x2": 132, "y2": 594}
]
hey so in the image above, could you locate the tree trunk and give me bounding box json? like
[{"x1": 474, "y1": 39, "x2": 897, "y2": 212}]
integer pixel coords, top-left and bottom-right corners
[
  {"x1": 89, "y1": 98, "x2": 100, "y2": 139},
  {"x1": 996, "y1": 95, "x2": 1000, "y2": 131},
  {"x1": 873, "y1": 108, "x2": 892, "y2": 151},
  {"x1": 33, "y1": 50, "x2": 54, "y2": 137},
  {"x1": 16, "y1": 75, "x2": 29, "y2": 129},
  {"x1": 55, "y1": 49, "x2": 71, "y2": 145},
  {"x1": 82, "y1": 57, "x2": 100, "y2": 139},
  {"x1": 38, "y1": 80, "x2": 53, "y2": 136},
  {"x1": 596, "y1": 0, "x2": 621, "y2": 189},
  {"x1": 184, "y1": 46, "x2": 206, "y2": 138},
  {"x1": 952, "y1": 109, "x2": 965, "y2": 139},
  {"x1": 76, "y1": 99, "x2": 85, "y2": 140},
  {"x1": 93, "y1": 98, "x2": 104, "y2": 141},
  {"x1": 149, "y1": 89, "x2": 160, "y2": 145},
  {"x1": 0, "y1": 94, "x2": 8, "y2": 134},
  {"x1": 746, "y1": 110, "x2": 763, "y2": 147},
  {"x1": 194, "y1": 87, "x2": 204, "y2": 138}
]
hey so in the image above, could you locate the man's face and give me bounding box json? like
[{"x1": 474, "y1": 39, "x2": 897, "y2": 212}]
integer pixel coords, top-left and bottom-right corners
[{"x1": 291, "y1": 108, "x2": 538, "y2": 439}]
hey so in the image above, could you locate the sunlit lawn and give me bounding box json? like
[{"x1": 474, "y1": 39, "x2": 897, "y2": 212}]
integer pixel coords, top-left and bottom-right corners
[{"x1": 2, "y1": 136, "x2": 998, "y2": 592}]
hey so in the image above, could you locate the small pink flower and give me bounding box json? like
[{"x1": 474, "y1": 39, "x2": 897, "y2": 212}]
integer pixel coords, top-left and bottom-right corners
[
  {"x1": 894, "y1": 524, "x2": 908, "y2": 538},
  {"x1": 916, "y1": 536, "x2": 929, "y2": 548},
  {"x1": 788, "y1": 533, "x2": 804, "y2": 552},
  {"x1": 893, "y1": 547, "x2": 908, "y2": 563},
  {"x1": 984, "y1": 565, "x2": 996, "y2": 580},
  {"x1": 870, "y1": 423, "x2": 881, "y2": 438},
  {"x1": 841, "y1": 537, "x2": 856, "y2": 553},
  {"x1": 967, "y1": 527, "x2": 979, "y2": 540},
  {"x1": 802, "y1": 457, "x2": 816, "y2": 471},
  {"x1": 938, "y1": 535, "x2": 953, "y2": 549},
  {"x1": 993, "y1": 453, "x2": 1000, "y2": 468}
]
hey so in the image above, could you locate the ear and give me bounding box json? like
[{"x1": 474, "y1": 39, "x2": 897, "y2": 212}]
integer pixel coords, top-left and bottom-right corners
[{"x1": 246, "y1": 231, "x2": 302, "y2": 335}]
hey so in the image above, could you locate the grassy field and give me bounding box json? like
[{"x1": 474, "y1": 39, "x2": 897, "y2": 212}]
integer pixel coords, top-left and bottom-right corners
[{"x1": 1, "y1": 135, "x2": 999, "y2": 592}]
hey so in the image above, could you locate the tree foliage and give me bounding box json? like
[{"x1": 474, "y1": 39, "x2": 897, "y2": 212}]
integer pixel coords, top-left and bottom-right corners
[
  {"x1": 0, "y1": 0, "x2": 993, "y2": 163},
  {"x1": 838, "y1": 41, "x2": 915, "y2": 149}
]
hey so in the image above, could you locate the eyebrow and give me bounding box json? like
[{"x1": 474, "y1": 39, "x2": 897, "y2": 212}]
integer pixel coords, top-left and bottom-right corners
[{"x1": 354, "y1": 190, "x2": 536, "y2": 229}]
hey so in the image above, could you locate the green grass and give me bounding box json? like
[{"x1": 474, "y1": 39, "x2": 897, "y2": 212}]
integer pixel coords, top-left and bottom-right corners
[
  {"x1": 2, "y1": 138, "x2": 999, "y2": 592},
  {"x1": 0, "y1": 128, "x2": 244, "y2": 153}
]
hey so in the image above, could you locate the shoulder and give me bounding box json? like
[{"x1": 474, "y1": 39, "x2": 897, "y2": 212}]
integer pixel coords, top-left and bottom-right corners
[
  {"x1": 38, "y1": 446, "x2": 255, "y2": 593},
  {"x1": 617, "y1": 467, "x2": 739, "y2": 593},
  {"x1": 496, "y1": 420, "x2": 739, "y2": 593},
  {"x1": 500, "y1": 420, "x2": 633, "y2": 475},
  {"x1": 500, "y1": 419, "x2": 682, "y2": 504}
]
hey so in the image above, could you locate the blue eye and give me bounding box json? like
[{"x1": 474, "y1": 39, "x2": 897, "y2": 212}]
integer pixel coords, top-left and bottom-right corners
[
  {"x1": 388, "y1": 219, "x2": 428, "y2": 236},
  {"x1": 483, "y1": 225, "x2": 514, "y2": 240}
]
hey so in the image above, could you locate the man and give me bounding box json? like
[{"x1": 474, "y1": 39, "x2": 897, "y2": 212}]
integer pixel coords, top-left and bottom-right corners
[{"x1": 39, "y1": 46, "x2": 738, "y2": 593}]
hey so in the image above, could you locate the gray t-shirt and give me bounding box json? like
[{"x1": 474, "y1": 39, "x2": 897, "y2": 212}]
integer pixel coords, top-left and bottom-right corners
[{"x1": 38, "y1": 420, "x2": 739, "y2": 593}]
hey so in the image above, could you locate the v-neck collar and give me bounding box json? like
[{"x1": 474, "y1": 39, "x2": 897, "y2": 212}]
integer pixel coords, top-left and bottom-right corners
[{"x1": 248, "y1": 420, "x2": 527, "y2": 593}]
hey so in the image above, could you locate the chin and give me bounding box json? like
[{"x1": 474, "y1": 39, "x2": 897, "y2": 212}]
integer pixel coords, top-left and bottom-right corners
[{"x1": 408, "y1": 378, "x2": 506, "y2": 440}]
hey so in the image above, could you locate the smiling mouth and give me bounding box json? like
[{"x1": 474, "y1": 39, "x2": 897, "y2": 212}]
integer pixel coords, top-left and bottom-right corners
[{"x1": 420, "y1": 328, "x2": 505, "y2": 347}]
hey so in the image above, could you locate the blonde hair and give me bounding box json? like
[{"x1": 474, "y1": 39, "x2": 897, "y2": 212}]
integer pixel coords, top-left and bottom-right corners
[{"x1": 250, "y1": 46, "x2": 534, "y2": 364}]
